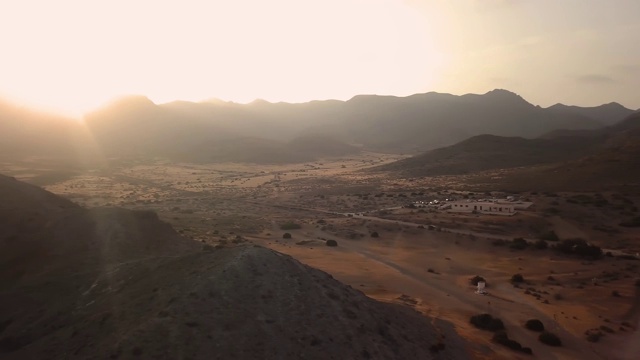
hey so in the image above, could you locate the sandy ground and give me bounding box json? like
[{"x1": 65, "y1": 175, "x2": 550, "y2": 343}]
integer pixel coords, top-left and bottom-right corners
[{"x1": 248, "y1": 217, "x2": 638, "y2": 360}]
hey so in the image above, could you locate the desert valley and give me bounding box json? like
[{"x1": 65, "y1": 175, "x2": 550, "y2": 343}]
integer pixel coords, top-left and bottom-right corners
[{"x1": 1, "y1": 90, "x2": 639, "y2": 359}]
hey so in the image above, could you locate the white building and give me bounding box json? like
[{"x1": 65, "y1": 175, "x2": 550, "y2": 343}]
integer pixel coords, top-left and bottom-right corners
[{"x1": 448, "y1": 201, "x2": 516, "y2": 215}]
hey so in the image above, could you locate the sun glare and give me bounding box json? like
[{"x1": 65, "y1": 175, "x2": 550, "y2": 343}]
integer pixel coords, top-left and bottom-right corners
[{"x1": 0, "y1": 0, "x2": 440, "y2": 116}]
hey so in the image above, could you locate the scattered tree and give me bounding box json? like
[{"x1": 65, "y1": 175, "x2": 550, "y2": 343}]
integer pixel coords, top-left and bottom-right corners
[
  {"x1": 470, "y1": 314, "x2": 504, "y2": 332},
  {"x1": 525, "y1": 319, "x2": 545, "y2": 332},
  {"x1": 280, "y1": 222, "x2": 302, "y2": 230},
  {"x1": 510, "y1": 238, "x2": 528, "y2": 250},
  {"x1": 538, "y1": 331, "x2": 562, "y2": 346}
]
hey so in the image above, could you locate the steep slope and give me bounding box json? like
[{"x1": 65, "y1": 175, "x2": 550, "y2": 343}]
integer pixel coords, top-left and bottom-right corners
[{"x1": 0, "y1": 175, "x2": 467, "y2": 359}]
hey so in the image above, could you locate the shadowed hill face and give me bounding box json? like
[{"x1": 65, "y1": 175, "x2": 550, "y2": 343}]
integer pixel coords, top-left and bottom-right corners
[
  {"x1": 375, "y1": 110, "x2": 640, "y2": 179},
  {"x1": 0, "y1": 176, "x2": 467, "y2": 359},
  {"x1": 424, "y1": 112, "x2": 640, "y2": 191},
  {"x1": 373, "y1": 134, "x2": 600, "y2": 177}
]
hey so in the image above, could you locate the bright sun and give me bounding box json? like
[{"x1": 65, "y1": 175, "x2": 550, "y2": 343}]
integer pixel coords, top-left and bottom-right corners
[{"x1": 0, "y1": 0, "x2": 442, "y2": 117}]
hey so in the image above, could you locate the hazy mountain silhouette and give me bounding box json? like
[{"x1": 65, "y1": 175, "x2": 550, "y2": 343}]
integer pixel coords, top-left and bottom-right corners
[
  {"x1": 81, "y1": 89, "x2": 629, "y2": 156},
  {"x1": 0, "y1": 174, "x2": 467, "y2": 359},
  {"x1": 546, "y1": 102, "x2": 635, "y2": 126},
  {"x1": 375, "y1": 111, "x2": 640, "y2": 186},
  {"x1": 0, "y1": 100, "x2": 82, "y2": 158},
  {"x1": 1, "y1": 90, "x2": 634, "y2": 164}
]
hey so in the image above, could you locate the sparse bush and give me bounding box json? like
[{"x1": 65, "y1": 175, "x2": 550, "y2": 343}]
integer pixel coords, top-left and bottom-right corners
[
  {"x1": 492, "y1": 239, "x2": 507, "y2": 247},
  {"x1": 539, "y1": 230, "x2": 559, "y2": 242},
  {"x1": 492, "y1": 331, "x2": 531, "y2": 354},
  {"x1": 586, "y1": 331, "x2": 602, "y2": 343},
  {"x1": 280, "y1": 222, "x2": 302, "y2": 230},
  {"x1": 534, "y1": 239, "x2": 548, "y2": 250},
  {"x1": 612, "y1": 290, "x2": 621, "y2": 297},
  {"x1": 370, "y1": 231, "x2": 379, "y2": 238},
  {"x1": 511, "y1": 274, "x2": 525, "y2": 283},
  {"x1": 525, "y1": 319, "x2": 545, "y2": 332},
  {"x1": 325, "y1": 239, "x2": 338, "y2": 247},
  {"x1": 282, "y1": 233, "x2": 292, "y2": 239},
  {"x1": 510, "y1": 238, "x2": 528, "y2": 250},
  {"x1": 600, "y1": 325, "x2": 615, "y2": 333},
  {"x1": 554, "y1": 238, "x2": 602, "y2": 259},
  {"x1": 470, "y1": 314, "x2": 504, "y2": 332},
  {"x1": 538, "y1": 331, "x2": 562, "y2": 346}
]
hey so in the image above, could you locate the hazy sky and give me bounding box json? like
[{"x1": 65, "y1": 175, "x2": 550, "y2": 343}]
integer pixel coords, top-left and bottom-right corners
[{"x1": 1, "y1": 0, "x2": 638, "y2": 116}]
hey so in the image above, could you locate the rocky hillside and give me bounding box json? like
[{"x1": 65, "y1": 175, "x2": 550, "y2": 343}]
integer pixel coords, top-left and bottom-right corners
[
  {"x1": 0, "y1": 175, "x2": 467, "y2": 359},
  {"x1": 374, "y1": 134, "x2": 598, "y2": 177},
  {"x1": 375, "y1": 111, "x2": 639, "y2": 179}
]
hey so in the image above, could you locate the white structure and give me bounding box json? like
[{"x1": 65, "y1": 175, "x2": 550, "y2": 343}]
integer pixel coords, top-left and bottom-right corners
[
  {"x1": 448, "y1": 201, "x2": 516, "y2": 215},
  {"x1": 476, "y1": 281, "x2": 487, "y2": 295}
]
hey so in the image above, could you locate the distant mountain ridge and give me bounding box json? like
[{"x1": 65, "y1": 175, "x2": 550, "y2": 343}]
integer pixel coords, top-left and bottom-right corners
[
  {"x1": 547, "y1": 102, "x2": 634, "y2": 126},
  {"x1": 0, "y1": 90, "x2": 635, "y2": 164},
  {"x1": 373, "y1": 111, "x2": 640, "y2": 188}
]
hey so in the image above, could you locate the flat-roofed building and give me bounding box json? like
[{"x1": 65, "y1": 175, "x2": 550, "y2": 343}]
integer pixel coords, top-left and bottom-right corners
[{"x1": 448, "y1": 201, "x2": 516, "y2": 215}]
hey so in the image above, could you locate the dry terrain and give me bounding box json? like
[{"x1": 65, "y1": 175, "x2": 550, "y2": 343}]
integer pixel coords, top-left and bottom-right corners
[{"x1": 2, "y1": 152, "x2": 639, "y2": 359}]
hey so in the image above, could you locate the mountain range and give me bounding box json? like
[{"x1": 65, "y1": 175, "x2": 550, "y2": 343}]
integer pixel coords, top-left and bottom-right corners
[{"x1": 0, "y1": 90, "x2": 635, "y2": 164}]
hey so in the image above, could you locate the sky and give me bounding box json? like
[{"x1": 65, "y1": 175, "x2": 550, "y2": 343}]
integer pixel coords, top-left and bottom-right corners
[{"x1": 0, "y1": 0, "x2": 639, "y2": 117}]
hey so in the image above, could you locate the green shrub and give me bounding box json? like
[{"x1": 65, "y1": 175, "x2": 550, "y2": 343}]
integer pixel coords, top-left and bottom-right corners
[
  {"x1": 492, "y1": 239, "x2": 507, "y2": 247},
  {"x1": 538, "y1": 331, "x2": 562, "y2": 346},
  {"x1": 470, "y1": 314, "x2": 504, "y2": 332},
  {"x1": 539, "y1": 230, "x2": 559, "y2": 241},
  {"x1": 554, "y1": 238, "x2": 602, "y2": 259},
  {"x1": 510, "y1": 238, "x2": 528, "y2": 250},
  {"x1": 492, "y1": 331, "x2": 532, "y2": 354},
  {"x1": 280, "y1": 222, "x2": 302, "y2": 230},
  {"x1": 533, "y1": 239, "x2": 547, "y2": 249},
  {"x1": 525, "y1": 319, "x2": 545, "y2": 332}
]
